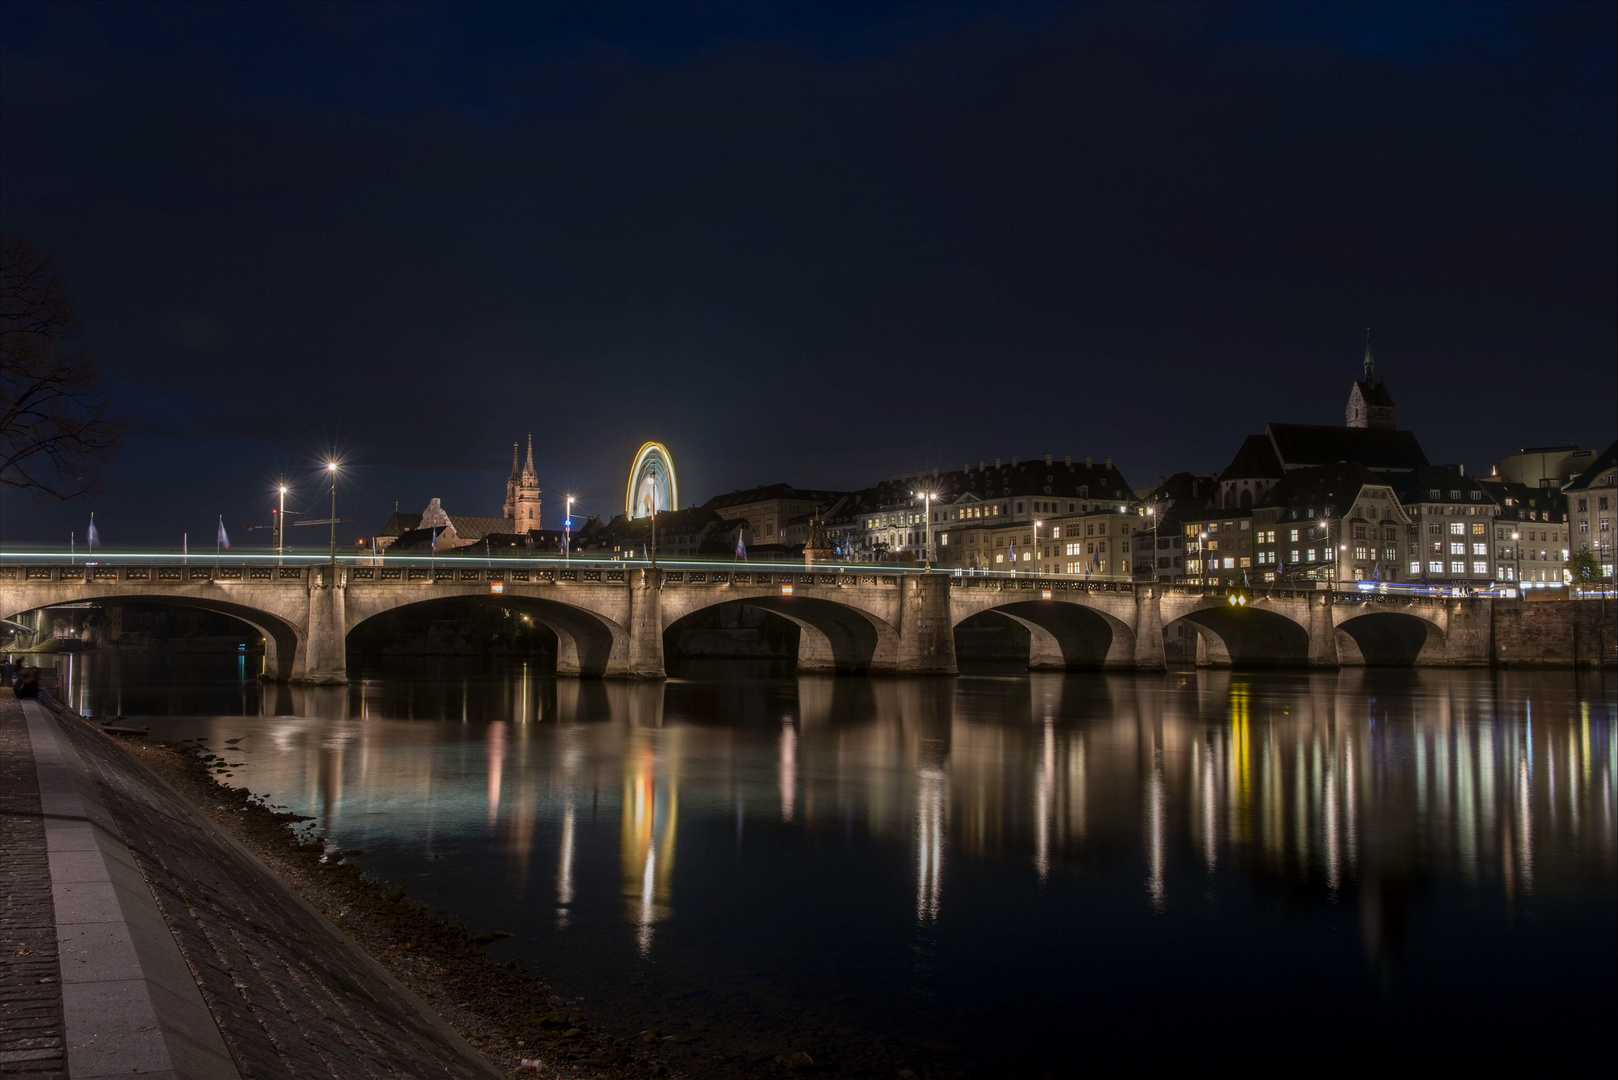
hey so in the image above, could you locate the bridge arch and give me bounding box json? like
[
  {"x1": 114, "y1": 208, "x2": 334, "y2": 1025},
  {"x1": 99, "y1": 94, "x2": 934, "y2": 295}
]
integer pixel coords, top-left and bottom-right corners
[
  {"x1": 1334, "y1": 609, "x2": 1446, "y2": 666},
  {"x1": 1164, "y1": 604, "x2": 1311, "y2": 668},
  {"x1": 952, "y1": 599, "x2": 1135, "y2": 669},
  {"x1": 344, "y1": 593, "x2": 626, "y2": 677},
  {"x1": 0, "y1": 592, "x2": 302, "y2": 680},
  {"x1": 662, "y1": 593, "x2": 899, "y2": 674}
]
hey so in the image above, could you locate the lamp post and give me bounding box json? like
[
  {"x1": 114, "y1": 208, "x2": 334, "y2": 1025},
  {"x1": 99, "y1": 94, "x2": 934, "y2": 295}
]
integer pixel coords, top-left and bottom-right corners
[
  {"x1": 565, "y1": 495, "x2": 574, "y2": 561},
  {"x1": 1199, "y1": 530, "x2": 1209, "y2": 585},
  {"x1": 913, "y1": 491, "x2": 936, "y2": 569},
  {"x1": 325, "y1": 462, "x2": 338, "y2": 565},
  {"x1": 1512, "y1": 530, "x2": 1521, "y2": 589},
  {"x1": 1147, "y1": 504, "x2": 1158, "y2": 583},
  {"x1": 1032, "y1": 519, "x2": 1043, "y2": 576},
  {"x1": 277, "y1": 484, "x2": 287, "y2": 564}
]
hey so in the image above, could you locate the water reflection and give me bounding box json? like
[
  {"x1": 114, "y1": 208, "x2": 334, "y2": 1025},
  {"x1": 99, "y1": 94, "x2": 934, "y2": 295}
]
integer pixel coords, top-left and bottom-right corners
[{"x1": 51, "y1": 654, "x2": 1618, "y2": 1068}]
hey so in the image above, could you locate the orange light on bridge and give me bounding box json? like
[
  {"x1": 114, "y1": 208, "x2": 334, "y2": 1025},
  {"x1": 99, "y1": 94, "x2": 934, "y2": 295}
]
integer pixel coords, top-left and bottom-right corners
[
  {"x1": 780, "y1": 584, "x2": 793, "y2": 596},
  {"x1": 490, "y1": 581, "x2": 505, "y2": 594},
  {"x1": 1041, "y1": 589, "x2": 1052, "y2": 600}
]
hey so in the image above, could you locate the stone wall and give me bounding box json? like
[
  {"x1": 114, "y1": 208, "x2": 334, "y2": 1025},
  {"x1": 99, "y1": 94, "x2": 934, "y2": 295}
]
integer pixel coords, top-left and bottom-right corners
[{"x1": 1493, "y1": 599, "x2": 1615, "y2": 667}]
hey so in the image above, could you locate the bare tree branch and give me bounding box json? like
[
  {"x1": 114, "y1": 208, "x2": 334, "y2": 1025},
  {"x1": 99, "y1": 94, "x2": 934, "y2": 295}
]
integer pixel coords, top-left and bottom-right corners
[{"x1": 0, "y1": 232, "x2": 124, "y2": 501}]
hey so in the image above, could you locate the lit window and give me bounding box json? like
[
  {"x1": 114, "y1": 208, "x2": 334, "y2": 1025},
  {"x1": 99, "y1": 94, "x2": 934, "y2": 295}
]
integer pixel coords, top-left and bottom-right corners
[
  {"x1": 1450, "y1": 523, "x2": 1465, "y2": 535},
  {"x1": 1472, "y1": 561, "x2": 1488, "y2": 575},
  {"x1": 1409, "y1": 561, "x2": 1420, "y2": 574},
  {"x1": 1450, "y1": 561, "x2": 1465, "y2": 574},
  {"x1": 1428, "y1": 561, "x2": 1443, "y2": 574}
]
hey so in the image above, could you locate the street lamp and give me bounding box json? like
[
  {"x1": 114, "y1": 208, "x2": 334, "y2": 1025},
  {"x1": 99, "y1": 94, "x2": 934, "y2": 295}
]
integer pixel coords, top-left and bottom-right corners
[
  {"x1": 325, "y1": 462, "x2": 338, "y2": 564},
  {"x1": 913, "y1": 490, "x2": 936, "y2": 569},
  {"x1": 1512, "y1": 530, "x2": 1521, "y2": 588},
  {"x1": 565, "y1": 495, "x2": 574, "y2": 561},
  {"x1": 1147, "y1": 504, "x2": 1158, "y2": 583},
  {"x1": 1033, "y1": 519, "x2": 1043, "y2": 576},
  {"x1": 277, "y1": 484, "x2": 288, "y2": 564},
  {"x1": 1199, "y1": 530, "x2": 1209, "y2": 585}
]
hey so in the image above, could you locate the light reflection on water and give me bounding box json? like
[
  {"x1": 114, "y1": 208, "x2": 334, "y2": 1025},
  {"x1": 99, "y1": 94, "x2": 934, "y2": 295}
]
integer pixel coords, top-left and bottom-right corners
[{"x1": 55, "y1": 655, "x2": 1618, "y2": 1070}]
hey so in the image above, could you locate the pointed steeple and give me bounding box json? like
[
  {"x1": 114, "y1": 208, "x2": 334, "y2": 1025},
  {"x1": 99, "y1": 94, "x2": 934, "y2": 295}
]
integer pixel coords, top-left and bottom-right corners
[
  {"x1": 509, "y1": 442, "x2": 520, "y2": 479},
  {"x1": 1363, "y1": 327, "x2": 1376, "y2": 382},
  {"x1": 522, "y1": 433, "x2": 537, "y2": 480}
]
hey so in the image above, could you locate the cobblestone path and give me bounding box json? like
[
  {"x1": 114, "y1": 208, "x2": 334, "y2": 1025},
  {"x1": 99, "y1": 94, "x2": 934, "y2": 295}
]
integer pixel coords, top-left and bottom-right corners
[{"x1": 0, "y1": 698, "x2": 66, "y2": 1079}]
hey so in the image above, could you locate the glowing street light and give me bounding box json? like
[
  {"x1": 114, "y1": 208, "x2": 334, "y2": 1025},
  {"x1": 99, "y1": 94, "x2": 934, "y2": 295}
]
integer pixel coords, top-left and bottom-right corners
[
  {"x1": 913, "y1": 490, "x2": 936, "y2": 569},
  {"x1": 325, "y1": 461, "x2": 339, "y2": 564},
  {"x1": 565, "y1": 495, "x2": 574, "y2": 561},
  {"x1": 1033, "y1": 519, "x2": 1043, "y2": 576},
  {"x1": 277, "y1": 483, "x2": 288, "y2": 564},
  {"x1": 1512, "y1": 530, "x2": 1521, "y2": 586}
]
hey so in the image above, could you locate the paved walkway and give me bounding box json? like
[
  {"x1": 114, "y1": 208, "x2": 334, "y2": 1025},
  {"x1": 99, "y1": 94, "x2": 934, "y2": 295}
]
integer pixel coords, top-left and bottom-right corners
[{"x1": 0, "y1": 697, "x2": 502, "y2": 1080}]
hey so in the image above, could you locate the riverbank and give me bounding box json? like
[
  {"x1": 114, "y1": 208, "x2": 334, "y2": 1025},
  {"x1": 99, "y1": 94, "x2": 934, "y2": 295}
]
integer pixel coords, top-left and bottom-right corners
[{"x1": 25, "y1": 695, "x2": 677, "y2": 1079}]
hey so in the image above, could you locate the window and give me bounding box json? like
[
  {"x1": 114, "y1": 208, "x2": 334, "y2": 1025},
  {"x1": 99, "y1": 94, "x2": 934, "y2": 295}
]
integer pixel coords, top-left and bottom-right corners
[
  {"x1": 1290, "y1": 549, "x2": 1299, "y2": 563},
  {"x1": 1223, "y1": 557, "x2": 1234, "y2": 569},
  {"x1": 1450, "y1": 561, "x2": 1465, "y2": 574},
  {"x1": 1385, "y1": 547, "x2": 1397, "y2": 562},
  {"x1": 1450, "y1": 542, "x2": 1465, "y2": 555},
  {"x1": 1354, "y1": 526, "x2": 1367, "y2": 539},
  {"x1": 1471, "y1": 523, "x2": 1485, "y2": 535},
  {"x1": 1472, "y1": 561, "x2": 1488, "y2": 575},
  {"x1": 1428, "y1": 524, "x2": 1442, "y2": 535},
  {"x1": 1306, "y1": 549, "x2": 1316, "y2": 561},
  {"x1": 1472, "y1": 543, "x2": 1486, "y2": 556},
  {"x1": 1289, "y1": 529, "x2": 1299, "y2": 542},
  {"x1": 1429, "y1": 561, "x2": 1443, "y2": 574},
  {"x1": 1602, "y1": 519, "x2": 1611, "y2": 532},
  {"x1": 1577, "y1": 499, "x2": 1587, "y2": 512},
  {"x1": 1450, "y1": 523, "x2": 1465, "y2": 535},
  {"x1": 1354, "y1": 545, "x2": 1368, "y2": 560},
  {"x1": 1409, "y1": 561, "x2": 1421, "y2": 574}
]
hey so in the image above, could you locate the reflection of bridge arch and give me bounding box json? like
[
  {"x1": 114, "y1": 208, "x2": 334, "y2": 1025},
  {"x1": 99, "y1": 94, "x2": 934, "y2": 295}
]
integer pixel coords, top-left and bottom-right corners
[
  {"x1": 661, "y1": 593, "x2": 899, "y2": 674},
  {"x1": 1334, "y1": 609, "x2": 1446, "y2": 666},
  {"x1": 344, "y1": 591, "x2": 628, "y2": 677},
  {"x1": 1163, "y1": 604, "x2": 1312, "y2": 668},
  {"x1": 952, "y1": 599, "x2": 1135, "y2": 669},
  {"x1": 0, "y1": 591, "x2": 302, "y2": 680}
]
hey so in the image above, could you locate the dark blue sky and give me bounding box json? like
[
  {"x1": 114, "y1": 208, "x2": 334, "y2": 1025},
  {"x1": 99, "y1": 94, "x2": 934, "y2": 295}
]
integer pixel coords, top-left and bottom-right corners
[{"x1": 2, "y1": 1, "x2": 1613, "y2": 549}]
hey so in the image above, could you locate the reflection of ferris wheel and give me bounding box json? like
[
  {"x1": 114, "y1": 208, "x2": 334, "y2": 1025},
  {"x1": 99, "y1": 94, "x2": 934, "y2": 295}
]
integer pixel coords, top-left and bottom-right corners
[{"x1": 625, "y1": 442, "x2": 678, "y2": 519}]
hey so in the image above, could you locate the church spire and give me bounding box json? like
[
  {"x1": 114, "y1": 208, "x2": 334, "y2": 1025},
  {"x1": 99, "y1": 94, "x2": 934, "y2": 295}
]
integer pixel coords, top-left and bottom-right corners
[
  {"x1": 509, "y1": 442, "x2": 520, "y2": 479},
  {"x1": 1363, "y1": 326, "x2": 1376, "y2": 382},
  {"x1": 522, "y1": 433, "x2": 536, "y2": 480}
]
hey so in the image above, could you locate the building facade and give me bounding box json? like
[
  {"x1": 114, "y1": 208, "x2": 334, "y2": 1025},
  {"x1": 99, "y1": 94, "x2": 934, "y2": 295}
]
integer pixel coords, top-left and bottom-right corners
[{"x1": 1565, "y1": 441, "x2": 1617, "y2": 580}]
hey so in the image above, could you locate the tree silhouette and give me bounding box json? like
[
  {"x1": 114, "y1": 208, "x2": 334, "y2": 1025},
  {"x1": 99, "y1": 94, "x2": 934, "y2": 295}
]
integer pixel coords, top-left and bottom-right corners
[{"x1": 1, "y1": 233, "x2": 123, "y2": 499}]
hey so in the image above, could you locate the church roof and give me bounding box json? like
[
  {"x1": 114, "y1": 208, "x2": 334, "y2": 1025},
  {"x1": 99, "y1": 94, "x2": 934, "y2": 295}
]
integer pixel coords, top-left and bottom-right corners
[
  {"x1": 375, "y1": 511, "x2": 509, "y2": 542},
  {"x1": 705, "y1": 484, "x2": 848, "y2": 510},
  {"x1": 1266, "y1": 423, "x2": 1428, "y2": 471},
  {"x1": 1219, "y1": 435, "x2": 1283, "y2": 481},
  {"x1": 1387, "y1": 465, "x2": 1496, "y2": 506}
]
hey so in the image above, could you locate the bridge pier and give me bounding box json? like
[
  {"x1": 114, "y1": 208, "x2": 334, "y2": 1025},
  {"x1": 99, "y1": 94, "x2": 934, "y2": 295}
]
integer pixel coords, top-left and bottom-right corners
[
  {"x1": 1132, "y1": 588, "x2": 1167, "y2": 670},
  {"x1": 620, "y1": 568, "x2": 666, "y2": 679},
  {"x1": 896, "y1": 575, "x2": 957, "y2": 674},
  {"x1": 296, "y1": 564, "x2": 349, "y2": 685},
  {"x1": 1307, "y1": 594, "x2": 1340, "y2": 668}
]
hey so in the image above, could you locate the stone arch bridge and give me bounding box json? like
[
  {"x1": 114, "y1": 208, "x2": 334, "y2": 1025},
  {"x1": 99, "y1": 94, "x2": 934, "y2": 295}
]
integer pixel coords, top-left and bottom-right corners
[{"x1": 1, "y1": 560, "x2": 1509, "y2": 683}]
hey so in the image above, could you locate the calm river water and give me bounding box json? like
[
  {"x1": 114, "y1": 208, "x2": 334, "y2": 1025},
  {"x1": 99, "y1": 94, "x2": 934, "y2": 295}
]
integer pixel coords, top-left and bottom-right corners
[{"x1": 52, "y1": 654, "x2": 1617, "y2": 1074}]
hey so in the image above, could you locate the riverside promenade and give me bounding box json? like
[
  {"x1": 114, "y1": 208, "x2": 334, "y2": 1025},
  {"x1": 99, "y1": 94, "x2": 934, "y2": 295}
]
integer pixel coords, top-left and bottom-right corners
[{"x1": 0, "y1": 696, "x2": 502, "y2": 1080}]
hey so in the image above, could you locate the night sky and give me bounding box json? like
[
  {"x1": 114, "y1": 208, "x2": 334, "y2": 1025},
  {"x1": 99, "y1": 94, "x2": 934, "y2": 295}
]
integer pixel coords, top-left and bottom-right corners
[{"x1": 2, "y1": 2, "x2": 1613, "y2": 550}]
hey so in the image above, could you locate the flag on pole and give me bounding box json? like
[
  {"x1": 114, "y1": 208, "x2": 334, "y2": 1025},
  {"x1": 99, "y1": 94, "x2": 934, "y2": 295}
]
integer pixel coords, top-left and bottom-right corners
[
  {"x1": 735, "y1": 527, "x2": 747, "y2": 561},
  {"x1": 217, "y1": 516, "x2": 230, "y2": 550},
  {"x1": 86, "y1": 513, "x2": 100, "y2": 550},
  {"x1": 432, "y1": 526, "x2": 440, "y2": 553}
]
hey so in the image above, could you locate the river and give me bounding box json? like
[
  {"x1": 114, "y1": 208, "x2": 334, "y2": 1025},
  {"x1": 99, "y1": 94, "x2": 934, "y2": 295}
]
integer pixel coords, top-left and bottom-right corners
[{"x1": 49, "y1": 654, "x2": 1617, "y2": 1074}]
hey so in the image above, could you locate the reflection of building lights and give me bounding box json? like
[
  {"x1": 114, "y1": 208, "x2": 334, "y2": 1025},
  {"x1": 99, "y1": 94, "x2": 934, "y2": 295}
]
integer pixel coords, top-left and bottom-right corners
[
  {"x1": 1146, "y1": 749, "x2": 1165, "y2": 911},
  {"x1": 557, "y1": 804, "x2": 575, "y2": 928},
  {"x1": 916, "y1": 767, "x2": 945, "y2": 925},
  {"x1": 779, "y1": 721, "x2": 797, "y2": 823},
  {"x1": 486, "y1": 721, "x2": 506, "y2": 825},
  {"x1": 621, "y1": 740, "x2": 677, "y2": 957},
  {"x1": 1034, "y1": 719, "x2": 1053, "y2": 883}
]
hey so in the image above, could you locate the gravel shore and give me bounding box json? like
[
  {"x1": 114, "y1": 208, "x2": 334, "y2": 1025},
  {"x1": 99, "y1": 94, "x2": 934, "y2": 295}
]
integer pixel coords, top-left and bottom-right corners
[{"x1": 103, "y1": 720, "x2": 678, "y2": 1080}]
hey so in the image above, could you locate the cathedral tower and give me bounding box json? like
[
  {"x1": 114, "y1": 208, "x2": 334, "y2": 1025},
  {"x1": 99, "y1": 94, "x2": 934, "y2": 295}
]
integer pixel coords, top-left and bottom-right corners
[
  {"x1": 502, "y1": 442, "x2": 520, "y2": 523},
  {"x1": 1346, "y1": 329, "x2": 1397, "y2": 430},
  {"x1": 514, "y1": 434, "x2": 542, "y2": 533}
]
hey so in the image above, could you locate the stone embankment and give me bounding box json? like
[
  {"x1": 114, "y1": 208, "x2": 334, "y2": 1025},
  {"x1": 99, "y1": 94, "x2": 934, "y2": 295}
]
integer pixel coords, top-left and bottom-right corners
[{"x1": 0, "y1": 696, "x2": 675, "y2": 1080}]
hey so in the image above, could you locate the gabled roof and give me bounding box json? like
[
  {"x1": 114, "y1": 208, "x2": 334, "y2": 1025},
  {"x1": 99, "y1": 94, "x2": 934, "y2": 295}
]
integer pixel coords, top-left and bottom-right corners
[
  {"x1": 1266, "y1": 423, "x2": 1428, "y2": 471},
  {"x1": 1387, "y1": 465, "x2": 1497, "y2": 506},
  {"x1": 1478, "y1": 479, "x2": 1568, "y2": 523},
  {"x1": 704, "y1": 484, "x2": 848, "y2": 510},
  {"x1": 1564, "y1": 440, "x2": 1618, "y2": 492},
  {"x1": 1219, "y1": 435, "x2": 1283, "y2": 481},
  {"x1": 1258, "y1": 462, "x2": 1384, "y2": 517}
]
